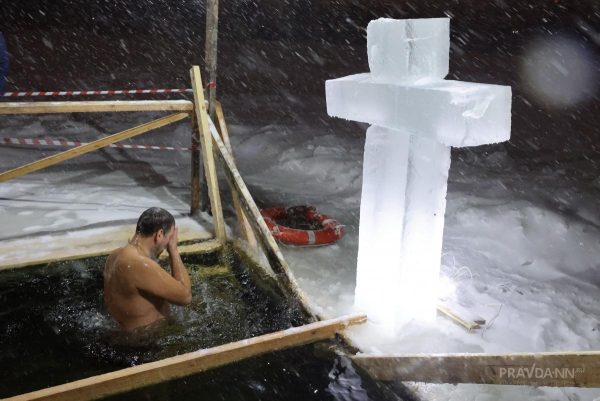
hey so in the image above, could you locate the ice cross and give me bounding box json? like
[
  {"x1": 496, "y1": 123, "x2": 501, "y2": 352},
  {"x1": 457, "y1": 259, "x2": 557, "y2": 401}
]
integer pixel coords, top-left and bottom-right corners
[{"x1": 326, "y1": 18, "x2": 512, "y2": 327}]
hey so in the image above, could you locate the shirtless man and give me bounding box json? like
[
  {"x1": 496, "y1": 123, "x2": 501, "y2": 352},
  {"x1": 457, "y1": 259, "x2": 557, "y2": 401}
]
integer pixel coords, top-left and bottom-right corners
[{"x1": 104, "y1": 207, "x2": 192, "y2": 331}]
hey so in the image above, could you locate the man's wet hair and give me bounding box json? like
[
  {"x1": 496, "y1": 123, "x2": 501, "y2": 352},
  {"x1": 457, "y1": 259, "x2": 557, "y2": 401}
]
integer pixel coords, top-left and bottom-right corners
[{"x1": 135, "y1": 207, "x2": 175, "y2": 237}]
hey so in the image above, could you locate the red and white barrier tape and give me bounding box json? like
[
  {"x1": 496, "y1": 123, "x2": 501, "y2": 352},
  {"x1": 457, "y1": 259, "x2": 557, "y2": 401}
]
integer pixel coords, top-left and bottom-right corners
[
  {"x1": 2, "y1": 137, "x2": 191, "y2": 151},
  {"x1": 1, "y1": 88, "x2": 194, "y2": 98}
]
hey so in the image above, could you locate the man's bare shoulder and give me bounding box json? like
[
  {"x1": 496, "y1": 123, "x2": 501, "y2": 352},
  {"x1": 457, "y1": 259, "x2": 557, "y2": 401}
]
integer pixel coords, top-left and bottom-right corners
[
  {"x1": 106, "y1": 245, "x2": 146, "y2": 274},
  {"x1": 111, "y1": 245, "x2": 166, "y2": 275}
]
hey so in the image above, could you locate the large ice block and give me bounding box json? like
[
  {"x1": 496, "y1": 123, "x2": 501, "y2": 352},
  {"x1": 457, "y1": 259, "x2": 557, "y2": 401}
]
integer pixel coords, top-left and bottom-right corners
[
  {"x1": 326, "y1": 74, "x2": 512, "y2": 147},
  {"x1": 355, "y1": 125, "x2": 410, "y2": 324},
  {"x1": 396, "y1": 134, "x2": 450, "y2": 322},
  {"x1": 355, "y1": 125, "x2": 451, "y2": 325},
  {"x1": 367, "y1": 18, "x2": 450, "y2": 81},
  {"x1": 326, "y1": 17, "x2": 512, "y2": 330}
]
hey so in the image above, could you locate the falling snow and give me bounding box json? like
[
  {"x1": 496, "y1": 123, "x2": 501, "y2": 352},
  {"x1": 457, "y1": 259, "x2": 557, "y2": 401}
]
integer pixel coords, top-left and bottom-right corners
[{"x1": 1, "y1": 1, "x2": 600, "y2": 401}]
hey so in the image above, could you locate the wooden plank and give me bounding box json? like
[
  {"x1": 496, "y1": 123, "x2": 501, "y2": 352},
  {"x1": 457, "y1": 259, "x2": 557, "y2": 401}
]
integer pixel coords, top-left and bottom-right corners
[
  {"x1": 192, "y1": 264, "x2": 231, "y2": 279},
  {"x1": 0, "y1": 100, "x2": 193, "y2": 114},
  {"x1": 437, "y1": 304, "x2": 483, "y2": 332},
  {"x1": 161, "y1": 239, "x2": 222, "y2": 258},
  {"x1": 353, "y1": 351, "x2": 600, "y2": 387},
  {"x1": 0, "y1": 219, "x2": 214, "y2": 271},
  {"x1": 204, "y1": 0, "x2": 219, "y2": 120},
  {"x1": 0, "y1": 239, "x2": 220, "y2": 272},
  {"x1": 214, "y1": 101, "x2": 258, "y2": 249},
  {"x1": 189, "y1": 66, "x2": 226, "y2": 243},
  {"x1": 207, "y1": 118, "x2": 317, "y2": 319},
  {"x1": 189, "y1": 112, "x2": 202, "y2": 214},
  {"x1": 0, "y1": 113, "x2": 189, "y2": 183},
  {"x1": 5, "y1": 314, "x2": 367, "y2": 401}
]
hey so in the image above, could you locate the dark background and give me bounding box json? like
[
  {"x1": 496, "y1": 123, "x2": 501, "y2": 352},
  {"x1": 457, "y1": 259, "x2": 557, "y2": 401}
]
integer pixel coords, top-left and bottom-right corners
[{"x1": 1, "y1": 0, "x2": 599, "y2": 164}]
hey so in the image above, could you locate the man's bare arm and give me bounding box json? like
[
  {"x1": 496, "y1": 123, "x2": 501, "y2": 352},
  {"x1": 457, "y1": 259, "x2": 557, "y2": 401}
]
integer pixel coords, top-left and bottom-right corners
[
  {"x1": 131, "y1": 257, "x2": 192, "y2": 306},
  {"x1": 167, "y1": 227, "x2": 191, "y2": 295},
  {"x1": 131, "y1": 227, "x2": 192, "y2": 306}
]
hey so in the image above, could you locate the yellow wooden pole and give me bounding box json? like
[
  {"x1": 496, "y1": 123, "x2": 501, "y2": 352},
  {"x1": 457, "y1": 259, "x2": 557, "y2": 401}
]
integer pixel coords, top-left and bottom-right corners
[
  {"x1": 0, "y1": 113, "x2": 189, "y2": 183},
  {"x1": 4, "y1": 314, "x2": 367, "y2": 401},
  {"x1": 208, "y1": 119, "x2": 317, "y2": 319},
  {"x1": 214, "y1": 101, "x2": 258, "y2": 249},
  {"x1": 204, "y1": 0, "x2": 219, "y2": 119},
  {"x1": 353, "y1": 351, "x2": 600, "y2": 387},
  {"x1": 0, "y1": 100, "x2": 193, "y2": 114},
  {"x1": 189, "y1": 112, "x2": 203, "y2": 214},
  {"x1": 189, "y1": 66, "x2": 226, "y2": 243}
]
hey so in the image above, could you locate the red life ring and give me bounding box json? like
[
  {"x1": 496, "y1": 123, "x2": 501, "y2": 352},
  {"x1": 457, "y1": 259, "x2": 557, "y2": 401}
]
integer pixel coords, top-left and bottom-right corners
[{"x1": 260, "y1": 206, "x2": 344, "y2": 246}]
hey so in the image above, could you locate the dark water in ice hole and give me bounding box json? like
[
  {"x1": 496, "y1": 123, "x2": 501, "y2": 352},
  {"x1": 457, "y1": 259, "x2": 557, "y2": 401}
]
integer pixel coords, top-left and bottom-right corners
[{"x1": 0, "y1": 246, "x2": 399, "y2": 401}]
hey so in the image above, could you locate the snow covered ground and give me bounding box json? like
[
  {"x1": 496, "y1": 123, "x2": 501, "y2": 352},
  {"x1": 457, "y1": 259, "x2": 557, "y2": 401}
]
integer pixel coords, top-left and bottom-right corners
[
  {"x1": 1, "y1": 98, "x2": 599, "y2": 401},
  {"x1": 225, "y1": 96, "x2": 600, "y2": 400}
]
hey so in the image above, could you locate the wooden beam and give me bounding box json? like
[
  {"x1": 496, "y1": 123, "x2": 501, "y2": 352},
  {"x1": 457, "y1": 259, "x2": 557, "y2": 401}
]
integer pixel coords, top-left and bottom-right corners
[
  {"x1": 353, "y1": 351, "x2": 600, "y2": 387},
  {"x1": 189, "y1": 112, "x2": 203, "y2": 214},
  {"x1": 189, "y1": 66, "x2": 226, "y2": 243},
  {"x1": 160, "y1": 239, "x2": 222, "y2": 258},
  {"x1": 0, "y1": 113, "x2": 189, "y2": 183},
  {"x1": 437, "y1": 304, "x2": 484, "y2": 332},
  {"x1": 204, "y1": 0, "x2": 219, "y2": 120},
  {"x1": 0, "y1": 219, "x2": 215, "y2": 271},
  {"x1": 0, "y1": 100, "x2": 193, "y2": 114},
  {"x1": 1, "y1": 239, "x2": 220, "y2": 272},
  {"x1": 214, "y1": 101, "x2": 258, "y2": 249},
  {"x1": 5, "y1": 314, "x2": 367, "y2": 401},
  {"x1": 207, "y1": 118, "x2": 317, "y2": 319},
  {"x1": 201, "y1": 0, "x2": 220, "y2": 211}
]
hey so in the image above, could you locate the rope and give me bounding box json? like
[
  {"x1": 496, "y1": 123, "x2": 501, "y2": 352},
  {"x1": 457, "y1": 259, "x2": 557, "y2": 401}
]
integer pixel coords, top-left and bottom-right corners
[
  {"x1": 1, "y1": 88, "x2": 193, "y2": 98},
  {"x1": 481, "y1": 303, "x2": 503, "y2": 339},
  {"x1": 2, "y1": 137, "x2": 192, "y2": 151}
]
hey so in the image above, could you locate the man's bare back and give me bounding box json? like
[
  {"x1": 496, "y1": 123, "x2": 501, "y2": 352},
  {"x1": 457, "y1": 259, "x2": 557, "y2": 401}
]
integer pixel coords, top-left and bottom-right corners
[{"x1": 104, "y1": 208, "x2": 192, "y2": 332}]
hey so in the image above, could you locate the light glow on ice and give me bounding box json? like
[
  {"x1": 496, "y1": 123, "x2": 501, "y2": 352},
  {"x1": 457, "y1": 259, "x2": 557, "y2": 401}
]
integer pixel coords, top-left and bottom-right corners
[{"x1": 326, "y1": 17, "x2": 512, "y2": 329}]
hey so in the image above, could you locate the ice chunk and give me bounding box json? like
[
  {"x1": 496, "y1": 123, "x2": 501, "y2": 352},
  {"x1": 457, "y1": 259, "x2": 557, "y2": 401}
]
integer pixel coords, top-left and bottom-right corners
[
  {"x1": 367, "y1": 18, "x2": 450, "y2": 81},
  {"x1": 326, "y1": 74, "x2": 512, "y2": 147},
  {"x1": 355, "y1": 125, "x2": 451, "y2": 326},
  {"x1": 326, "y1": 17, "x2": 512, "y2": 329},
  {"x1": 396, "y1": 134, "x2": 450, "y2": 322},
  {"x1": 354, "y1": 126, "x2": 410, "y2": 324}
]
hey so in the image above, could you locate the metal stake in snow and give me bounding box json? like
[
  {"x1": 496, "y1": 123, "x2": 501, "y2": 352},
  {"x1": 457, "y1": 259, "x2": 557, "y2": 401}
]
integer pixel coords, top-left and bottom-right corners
[{"x1": 326, "y1": 18, "x2": 512, "y2": 328}]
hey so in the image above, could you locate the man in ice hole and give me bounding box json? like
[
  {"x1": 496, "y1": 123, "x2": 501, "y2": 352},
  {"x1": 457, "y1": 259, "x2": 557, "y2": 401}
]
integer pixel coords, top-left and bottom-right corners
[{"x1": 104, "y1": 207, "x2": 192, "y2": 331}]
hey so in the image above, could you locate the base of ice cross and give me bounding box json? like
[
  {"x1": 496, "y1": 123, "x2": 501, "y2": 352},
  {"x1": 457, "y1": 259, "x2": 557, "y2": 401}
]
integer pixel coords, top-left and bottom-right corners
[{"x1": 354, "y1": 125, "x2": 451, "y2": 330}]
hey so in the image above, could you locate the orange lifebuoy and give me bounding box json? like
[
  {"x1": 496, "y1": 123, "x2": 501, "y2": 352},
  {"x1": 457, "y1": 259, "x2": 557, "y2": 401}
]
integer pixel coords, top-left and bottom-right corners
[{"x1": 260, "y1": 206, "x2": 344, "y2": 246}]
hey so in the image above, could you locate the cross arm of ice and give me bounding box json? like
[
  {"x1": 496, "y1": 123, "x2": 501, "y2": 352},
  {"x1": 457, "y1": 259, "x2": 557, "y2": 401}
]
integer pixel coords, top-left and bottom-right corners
[{"x1": 325, "y1": 74, "x2": 512, "y2": 147}]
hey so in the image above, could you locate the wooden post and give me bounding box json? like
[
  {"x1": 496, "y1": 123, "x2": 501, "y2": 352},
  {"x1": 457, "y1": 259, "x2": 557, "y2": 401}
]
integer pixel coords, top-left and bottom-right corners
[
  {"x1": 207, "y1": 118, "x2": 317, "y2": 319},
  {"x1": 353, "y1": 351, "x2": 600, "y2": 387},
  {"x1": 215, "y1": 101, "x2": 258, "y2": 249},
  {"x1": 201, "y1": 0, "x2": 219, "y2": 213},
  {"x1": 189, "y1": 112, "x2": 202, "y2": 214},
  {"x1": 0, "y1": 113, "x2": 189, "y2": 183},
  {"x1": 4, "y1": 314, "x2": 367, "y2": 401},
  {"x1": 189, "y1": 66, "x2": 226, "y2": 243},
  {"x1": 204, "y1": 0, "x2": 219, "y2": 120}
]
